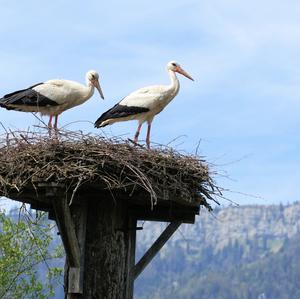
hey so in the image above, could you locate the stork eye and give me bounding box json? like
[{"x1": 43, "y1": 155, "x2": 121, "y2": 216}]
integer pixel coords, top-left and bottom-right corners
[{"x1": 172, "y1": 63, "x2": 177, "y2": 67}]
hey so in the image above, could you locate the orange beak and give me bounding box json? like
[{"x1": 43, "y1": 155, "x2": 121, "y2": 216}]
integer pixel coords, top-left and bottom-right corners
[
  {"x1": 175, "y1": 66, "x2": 194, "y2": 81},
  {"x1": 92, "y1": 79, "x2": 105, "y2": 99}
]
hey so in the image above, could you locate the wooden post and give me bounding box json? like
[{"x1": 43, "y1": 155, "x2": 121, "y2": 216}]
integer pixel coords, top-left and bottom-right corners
[
  {"x1": 65, "y1": 197, "x2": 136, "y2": 299},
  {"x1": 25, "y1": 184, "x2": 193, "y2": 298}
]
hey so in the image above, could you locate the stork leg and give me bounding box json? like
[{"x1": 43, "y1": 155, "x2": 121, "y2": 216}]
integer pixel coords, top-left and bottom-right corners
[
  {"x1": 134, "y1": 123, "x2": 142, "y2": 143},
  {"x1": 48, "y1": 115, "x2": 53, "y2": 129},
  {"x1": 146, "y1": 123, "x2": 152, "y2": 149},
  {"x1": 54, "y1": 116, "x2": 59, "y2": 130}
]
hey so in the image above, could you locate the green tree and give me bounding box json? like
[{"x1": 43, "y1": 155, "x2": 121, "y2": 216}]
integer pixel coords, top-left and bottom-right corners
[{"x1": 0, "y1": 207, "x2": 63, "y2": 299}]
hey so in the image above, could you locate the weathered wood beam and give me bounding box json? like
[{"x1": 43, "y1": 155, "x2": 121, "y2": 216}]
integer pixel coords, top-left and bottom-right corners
[
  {"x1": 30, "y1": 202, "x2": 51, "y2": 213},
  {"x1": 129, "y1": 205, "x2": 198, "y2": 224},
  {"x1": 48, "y1": 209, "x2": 56, "y2": 221},
  {"x1": 52, "y1": 196, "x2": 80, "y2": 268},
  {"x1": 68, "y1": 204, "x2": 87, "y2": 295},
  {"x1": 5, "y1": 193, "x2": 51, "y2": 208},
  {"x1": 125, "y1": 216, "x2": 137, "y2": 299},
  {"x1": 133, "y1": 221, "x2": 182, "y2": 280}
]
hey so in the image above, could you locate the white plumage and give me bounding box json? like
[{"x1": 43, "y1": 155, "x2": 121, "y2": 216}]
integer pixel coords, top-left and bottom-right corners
[
  {"x1": 95, "y1": 61, "x2": 193, "y2": 148},
  {"x1": 0, "y1": 70, "x2": 104, "y2": 129}
]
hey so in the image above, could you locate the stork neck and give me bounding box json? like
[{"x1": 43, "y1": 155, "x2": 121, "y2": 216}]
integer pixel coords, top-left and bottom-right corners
[
  {"x1": 168, "y1": 70, "x2": 180, "y2": 95},
  {"x1": 82, "y1": 83, "x2": 95, "y2": 100}
]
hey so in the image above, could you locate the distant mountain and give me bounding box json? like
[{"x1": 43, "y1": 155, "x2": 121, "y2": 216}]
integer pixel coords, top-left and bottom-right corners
[{"x1": 134, "y1": 202, "x2": 300, "y2": 299}]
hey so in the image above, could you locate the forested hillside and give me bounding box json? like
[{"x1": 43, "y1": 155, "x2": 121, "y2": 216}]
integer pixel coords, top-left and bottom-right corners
[{"x1": 135, "y1": 202, "x2": 300, "y2": 299}]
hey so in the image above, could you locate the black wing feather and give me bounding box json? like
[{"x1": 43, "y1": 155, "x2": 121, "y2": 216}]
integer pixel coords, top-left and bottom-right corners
[
  {"x1": 0, "y1": 83, "x2": 59, "y2": 110},
  {"x1": 95, "y1": 104, "x2": 149, "y2": 128},
  {"x1": 3, "y1": 83, "x2": 44, "y2": 98}
]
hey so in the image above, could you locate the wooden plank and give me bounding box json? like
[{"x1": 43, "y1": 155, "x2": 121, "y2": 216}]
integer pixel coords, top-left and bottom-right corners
[
  {"x1": 5, "y1": 193, "x2": 51, "y2": 207},
  {"x1": 5, "y1": 184, "x2": 204, "y2": 216},
  {"x1": 48, "y1": 209, "x2": 55, "y2": 221},
  {"x1": 77, "y1": 204, "x2": 87, "y2": 293},
  {"x1": 125, "y1": 216, "x2": 137, "y2": 299},
  {"x1": 133, "y1": 221, "x2": 181, "y2": 280},
  {"x1": 67, "y1": 204, "x2": 87, "y2": 295},
  {"x1": 30, "y1": 202, "x2": 51, "y2": 213},
  {"x1": 38, "y1": 182, "x2": 65, "y2": 188},
  {"x1": 129, "y1": 205, "x2": 198, "y2": 224},
  {"x1": 68, "y1": 267, "x2": 81, "y2": 293},
  {"x1": 52, "y1": 196, "x2": 80, "y2": 268}
]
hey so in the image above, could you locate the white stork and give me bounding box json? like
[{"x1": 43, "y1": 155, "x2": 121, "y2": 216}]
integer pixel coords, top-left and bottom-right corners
[
  {"x1": 94, "y1": 61, "x2": 193, "y2": 148},
  {"x1": 0, "y1": 70, "x2": 104, "y2": 129}
]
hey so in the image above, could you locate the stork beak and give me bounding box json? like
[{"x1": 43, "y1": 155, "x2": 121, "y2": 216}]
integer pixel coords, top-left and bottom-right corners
[
  {"x1": 175, "y1": 67, "x2": 194, "y2": 81},
  {"x1": 94, "y1": 80, "x2": 105, "y2": 99}
]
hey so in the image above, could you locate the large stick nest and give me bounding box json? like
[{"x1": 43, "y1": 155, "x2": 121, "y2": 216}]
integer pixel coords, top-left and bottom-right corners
[{"x1": 0, "y1": 129, "x2": 220, "y2": 210}]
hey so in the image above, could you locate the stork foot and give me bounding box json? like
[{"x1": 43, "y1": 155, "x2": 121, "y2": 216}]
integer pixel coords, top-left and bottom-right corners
[
  {"x1": 128, "y1": 138, "x2": 145, "y2": 149},
  {"x1": 146, "y1": 140, "x2": 150, "y2": 149}
]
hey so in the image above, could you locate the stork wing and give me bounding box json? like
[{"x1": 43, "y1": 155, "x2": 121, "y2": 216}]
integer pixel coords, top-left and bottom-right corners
[
  {"x1": 32, "y1": 79, "x2": 83, "y2": 105},
  {"x1": 94, "y1": 102, "x2": 149, "y2": 127},
  {"x1": 0, "y1": 82, "x2": 59, "y2": 109},
  {"x1": 119, "y1": 85, "x2": 167, "y2": 109},
  {"x1": 94, "y1": 85, "x2": 167, "y2": 128}
]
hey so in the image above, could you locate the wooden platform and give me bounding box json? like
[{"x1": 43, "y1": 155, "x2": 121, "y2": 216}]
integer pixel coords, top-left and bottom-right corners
[
  {"x1": 7, "y1": 182, "x2": 201, "y2": 224},
  {"x1": 4, "y1": 182, "x2": 202, "y2": 299}
]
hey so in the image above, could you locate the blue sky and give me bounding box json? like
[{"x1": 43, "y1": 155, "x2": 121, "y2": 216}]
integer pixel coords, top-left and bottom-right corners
[{"x1": 1, "y1": 0, "x2": 300, "y2": 206}]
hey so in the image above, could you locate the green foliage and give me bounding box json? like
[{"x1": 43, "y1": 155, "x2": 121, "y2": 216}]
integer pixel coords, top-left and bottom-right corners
[{"x1": 0, "y1": 208, "x2": 63, "y2": 299}]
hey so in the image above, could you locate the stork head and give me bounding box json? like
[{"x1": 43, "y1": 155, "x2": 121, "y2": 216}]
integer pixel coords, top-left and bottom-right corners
[
  {"x1": 167, "y1": 61, "x2": 194, "y2": 81},
  {"x1": 86, "y1": 70, "x2": 104, "y2": 99}
]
